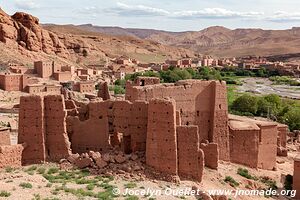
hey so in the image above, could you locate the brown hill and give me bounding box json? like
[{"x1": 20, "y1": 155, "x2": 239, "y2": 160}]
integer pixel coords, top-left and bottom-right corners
[
  {"x1": 76, "y1": 25, "x2": 300, "y2": 58},
  {"x1": 0, "y1": 8, "x2": 194, "y2": 66}
]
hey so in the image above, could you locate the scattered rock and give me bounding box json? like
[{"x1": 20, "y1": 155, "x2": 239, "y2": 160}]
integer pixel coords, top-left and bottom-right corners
[
  {"x1": 95, "y1": 157, "x2": 108, "y2": 168},
  {"x1": 115, "y1": 154, "x2": 126, "y2": 164},
  {"x1": 67, "y1": 153, "x2": 80, "y2": 164},
  {"x1": 74, "y1": 157, "x2": 92, "y2": 169},
  {"x1": 89, "y1": 151, "x2": 101, "y2": 161},
  {"x1": 131, "y1": 154, "x2": 138, "y2": 161}
]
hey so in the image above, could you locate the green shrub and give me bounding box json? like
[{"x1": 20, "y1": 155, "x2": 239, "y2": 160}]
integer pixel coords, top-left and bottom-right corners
[
  {"x1": 237, "y1": 168, "x2": 258, "y2": 180},
  {"x1": 19, "y1": 182, "x2": 33, "y2": 189},
  {"x1": 232, "y1": 94, "x2": 258, "y2": 115},
  {"x1": 124, "y1": 182, "x2": 137, "y2": 189},
  {"x1": 47, "y1": 168, "x2": 59, "y2": 175},
  {"x1": 37, "y1": 167, "x2": 46, "y2": 174},
  {"x1": 224, "y1": 176, "x2": 239, "y2": 187},
  {"x1": 0, "y1": 190, "x2": 11, "y2": 197},
  {"x1": 260, "y1": 176, "x2": 277, "y2": 190}
]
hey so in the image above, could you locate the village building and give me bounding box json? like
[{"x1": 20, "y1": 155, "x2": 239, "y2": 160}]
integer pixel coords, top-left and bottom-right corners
[
  {"x1": 34, "y1": 61, "x2": 55, "y2": 78},
  {"x1": 73, "y1": 81, "x2": 95, "y2": 93},
  {"x1": 53, "y1": 72, "x2": 72, "y2": 82},
  {"x1": 0, "y1": 73, "x2": 25, "y2": 91}
]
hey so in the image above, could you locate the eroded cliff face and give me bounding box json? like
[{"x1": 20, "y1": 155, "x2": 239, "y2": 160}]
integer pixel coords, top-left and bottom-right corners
[
  {"x1": 0, "y1": 8, "x2": 194, "y2": 65},
  {"x1": 0, "y1": 9, "x2": 69, "y2": 57}
]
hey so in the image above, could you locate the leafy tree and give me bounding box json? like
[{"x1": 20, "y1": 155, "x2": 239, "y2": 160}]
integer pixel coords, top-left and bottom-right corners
[
  {"x1": 113, "y1": 85, "x2": 125, "y2": 95},
  {"x1": 282, "y1": 108, "x2": 300, "y2": 131},
  {"x1": 231, "y1": 94, "x2": 259, "y2": 115}
]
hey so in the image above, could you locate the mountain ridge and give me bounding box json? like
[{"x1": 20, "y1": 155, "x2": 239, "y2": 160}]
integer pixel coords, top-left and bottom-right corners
[{"x1": 68, "y1": 24, "x2": 300, "y2": 57}]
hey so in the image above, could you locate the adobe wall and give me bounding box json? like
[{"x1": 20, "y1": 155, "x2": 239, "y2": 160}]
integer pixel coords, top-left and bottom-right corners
[
  {"x1": 177, "y1": 126, "x2": 204, "y2": 181},
  {"x1": 98, "y1": 82, "x2": 110, "y2": 100},
  {"x1": 44, "y1": 95, "x2": 71, "y2": 161},
  {"x1": 18, "y1": 95, "x2": 71, "y2": 164},
  {"x1": 113, "y1": 101, "x2": 148, "y2": 152},
  {"x1": 146, "y1": 98, "x2": 177, "y2": 175},
  {"x1": 210, "y1": 81, "x2": 229, "y2": 160},
  {"x1": 133, "y1": 77, "x2": 160, "y2": 86},
  {"x1": 68, "y1": 99, "x2": 149, "y2": 154},
  {"x1": 277, "y1": 124, "x2": 288, "y2": 156},
  {"x1": 69, "y1": 101, "x2": 111, "y2": 153},
  {"x1": 0, "y1": 144, "x2": 24, "y2": 168},
  {"x1": 257, "y1": 124, "x2": 278, "y2": 170},
  {"x1": 126, "y1": 80, "x2": 229, "y2": 161},
  {"x1": 294, "y1": 155, "x2": 300, "y2": 199},
  {"x1": 228, "y1": 120, "x2": 259, "y2": 168},
  {"x1": 200, "y1": 142, "x2": 218, "y2": 169},
  {"x1": 0, "y1": 129, "x2": 11, "y2": 145},
  {"x1": 18, "y1": 95, "x2": 46, "y2": 164}
]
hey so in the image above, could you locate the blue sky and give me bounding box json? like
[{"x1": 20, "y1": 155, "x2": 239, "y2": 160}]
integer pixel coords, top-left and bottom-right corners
[{"x1": 1, "y1": 0, "x2": 300, "y2": 31}]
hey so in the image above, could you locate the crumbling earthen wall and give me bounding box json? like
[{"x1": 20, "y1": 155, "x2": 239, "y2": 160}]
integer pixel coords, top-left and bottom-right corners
[
  {"x1": 126, "y1": 80, "x2": 229, "y2": 161},
  {"x1": 146, "y1": 98, "x2": 177, "y2": 174},
  {"x1": 133, "y1": 77, "x2": 160, "y2": 86},
  {"x1": 0, "y1": 144, "x2": 24, "y2": 168},
  {"x1": 294, "y1": 155, "x2": 300, "y2": 200},
  {"x1": 277, "y1": 124, "x2": 288, "y2": 156},
  {"x1": 19, "y1": 95, "x2": 71, "y2": 164},
  {"x1": 229, "y1": 121, "x2": 259, "y2": 168},
  {"x1": 67, "y1": 100, "x2": 148, "y2": 154},
  {"x1": 177, "y1": 126, "x2": 204, "y2": 181},
  {"x1": 113, "y1": 101, "x2": 148, "y2": 152},
  {"x1": 200, "y1": 142, "x2": 219, "y2": 169},
  {"x1": 98, "y1": 82, "x2": 110, "y2": 100},
  {"x1": 211, "y1": 81, "x2": 229, "y2": 160},
  {"x1": 257, "y1": 124, "x2": 278, "y2": 170},
  {"x1": 18, "y1": 95, "x2": 46, "y2": 164},
  {"x1": 44, "y1": 95, "x2": 71, "y2": 161},
  {"x1": 0, "y1": 129, "x2": 11, "y2": 145},
  {"x1": 70, "y1": 101, "x2": 111, "y2": 153}
]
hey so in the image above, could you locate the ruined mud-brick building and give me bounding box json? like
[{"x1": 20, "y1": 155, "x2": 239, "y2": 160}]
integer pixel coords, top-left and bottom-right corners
[
  {"x1": 13, "y1": 78, "x2": 226, "y2": 182},
  {"x1": 1, "y1": 77, "x2": 289, "y2": 182},
  {"x1": 294, "y1": 154, "x2": 300, "y2": 199},
  {"x1": 0, "y1": 127, "x2": 11, "y2": 146},
  {"x1": 126, "y1": 78, "x2": 229, "y2": 161},
  {"x1": 228, "y1": 115, "x2": 288, "y2": 170}
]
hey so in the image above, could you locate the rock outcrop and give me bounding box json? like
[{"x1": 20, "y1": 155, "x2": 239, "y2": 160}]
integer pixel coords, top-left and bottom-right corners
[
  {"x1": 0, "y1": 8, "x2": 194, "y2": 65},
  {"x1": 0, "y1": 8, "x2": 69, "y2": 57}
]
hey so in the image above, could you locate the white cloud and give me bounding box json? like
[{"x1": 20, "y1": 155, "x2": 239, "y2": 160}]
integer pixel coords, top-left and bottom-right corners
[
  {"x1": 267, "y1": 11, "x2": 300, "y2": 22},
  {"x1": 173, "y1": 8, "x2": 264, "y2": 19},
  {"x1": 110, "y1": 2, "x2": 170, "y2": 17},
  {"x1": 110, "y1": 3, "x2": 263, "y2": 19},
  {"x1": 106, "y1": 2, "x2": 300, "y2": 25},
  {"x1": 15, "y1": 0, "x2": 39, "y2": 10}
]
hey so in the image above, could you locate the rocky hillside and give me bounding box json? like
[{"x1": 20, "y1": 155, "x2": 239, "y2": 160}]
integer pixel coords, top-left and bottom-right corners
[
  {"x1": 76, "y1": 25, "x2": 300, "y2": 58},
  {"x1": 0, "y1": 8, "x2": 194, "y2": 66}
]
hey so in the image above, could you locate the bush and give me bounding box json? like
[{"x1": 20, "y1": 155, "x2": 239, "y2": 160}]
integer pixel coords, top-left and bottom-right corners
[
  {"x1": 237, "y1": 168, "x2": 258, "y2": 180},
  {"x1": 113, "y1": 85, "x2": 125, "y2": 95},
  {"x1": 231, "y1": 94, "x2": 259, "y2": 115},
  {"x1": 260, "y1": 176, "x2": 277, "y2": 190},
  {"x1": 224, "y1": 176, "x2": 239, "y2": 187},
  {"x1": 19, "y1": 182, "x2": 33, "y2": 189},
  {"x1": 282, "y1": 108, "x2": 300, "y2": 131},
  {"x1": 0, "y1": 191, "x2": 11, "y2": 197}
]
